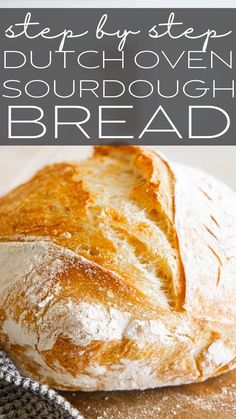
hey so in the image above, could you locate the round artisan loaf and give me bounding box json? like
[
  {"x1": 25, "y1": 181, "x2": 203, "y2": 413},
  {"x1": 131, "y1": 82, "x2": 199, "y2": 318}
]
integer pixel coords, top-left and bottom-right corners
[{"x1": 0, "y1": 146, "x2": 236, "y2": 391}]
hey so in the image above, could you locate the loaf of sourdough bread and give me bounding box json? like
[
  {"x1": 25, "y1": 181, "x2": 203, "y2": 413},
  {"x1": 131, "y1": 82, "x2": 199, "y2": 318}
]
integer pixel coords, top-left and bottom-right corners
[{"x1": 0, "y1": 146, "x2": 235, "y2": 391}]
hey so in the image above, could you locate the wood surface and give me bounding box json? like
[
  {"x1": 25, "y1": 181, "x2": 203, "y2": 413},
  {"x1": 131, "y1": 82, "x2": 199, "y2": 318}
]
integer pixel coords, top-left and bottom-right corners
[{"x1": 62, "y1": 370, "x2": 236, "y2": 418}]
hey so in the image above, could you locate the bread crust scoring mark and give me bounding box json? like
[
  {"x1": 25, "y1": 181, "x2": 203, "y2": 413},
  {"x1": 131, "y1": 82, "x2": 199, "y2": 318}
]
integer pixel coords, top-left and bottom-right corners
[{"x1": 93, "y1": 145, "x2": 186, "y2": 310}]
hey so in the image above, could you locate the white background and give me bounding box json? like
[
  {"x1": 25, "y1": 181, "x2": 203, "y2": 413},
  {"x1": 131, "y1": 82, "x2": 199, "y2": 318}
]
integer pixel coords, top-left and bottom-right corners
[
  {"x1": 0, "y1": 1, "x2": 235, "y2": 7},
  {"x1": 0, "y1": 2, "x2": 235, "y2": 195}
]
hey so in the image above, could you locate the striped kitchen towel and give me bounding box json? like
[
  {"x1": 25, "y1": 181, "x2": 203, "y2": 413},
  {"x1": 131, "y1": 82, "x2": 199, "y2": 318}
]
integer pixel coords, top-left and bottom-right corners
[{"x1": 0, "y1": 351, "x2": 83, "y2": 419}]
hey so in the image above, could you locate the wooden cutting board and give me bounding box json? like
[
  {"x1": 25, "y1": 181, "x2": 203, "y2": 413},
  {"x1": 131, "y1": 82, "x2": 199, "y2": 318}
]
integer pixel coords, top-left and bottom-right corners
[{"x1": 61, "y1": 370, "x2": 236, "y2": 418}]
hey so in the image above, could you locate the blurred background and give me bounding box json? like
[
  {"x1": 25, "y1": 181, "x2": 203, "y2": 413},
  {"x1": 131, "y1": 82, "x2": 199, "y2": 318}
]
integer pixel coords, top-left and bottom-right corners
[{"x1": 0, "y1": 146, "x2": 235, "y2": 196}]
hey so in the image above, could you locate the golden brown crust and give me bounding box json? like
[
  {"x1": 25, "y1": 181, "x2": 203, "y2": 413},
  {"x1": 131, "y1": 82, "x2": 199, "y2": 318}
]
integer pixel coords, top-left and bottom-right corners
[{"x1": 0, "y1": 146, "x2": 235, "y2": 391}]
